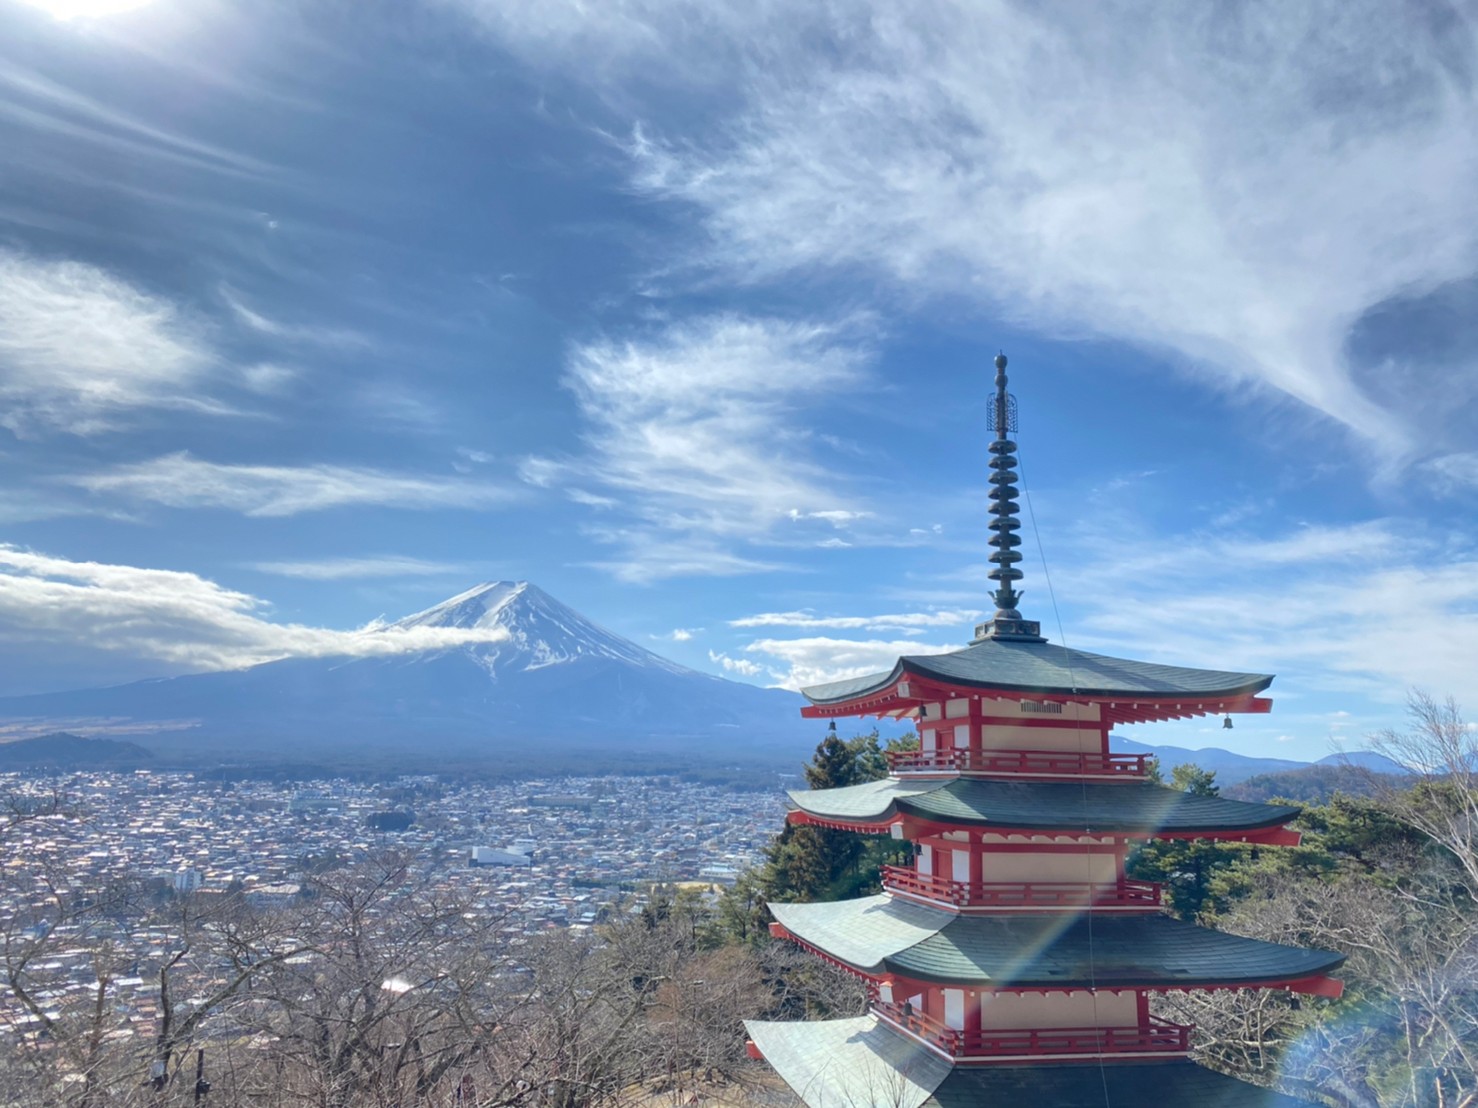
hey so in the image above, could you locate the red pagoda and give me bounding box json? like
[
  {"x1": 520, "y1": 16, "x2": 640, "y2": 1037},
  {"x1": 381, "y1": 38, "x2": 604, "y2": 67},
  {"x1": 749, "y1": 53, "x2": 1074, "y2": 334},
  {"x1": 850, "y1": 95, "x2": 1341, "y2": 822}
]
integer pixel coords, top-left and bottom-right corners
[{"x1": 745, "y1": 354, "x2": 1343, "y2": 1107}]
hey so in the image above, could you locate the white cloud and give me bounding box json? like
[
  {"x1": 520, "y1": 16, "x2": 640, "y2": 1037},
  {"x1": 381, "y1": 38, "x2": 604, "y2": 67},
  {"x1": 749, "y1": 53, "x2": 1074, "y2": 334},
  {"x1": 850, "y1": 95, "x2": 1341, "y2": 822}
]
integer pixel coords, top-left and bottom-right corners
[
  {"x1": 528, "y1": 314, "x2": 871, "y2": 579},
  {"x1": 249, "y1": 556, "x2": 470, "y2": 580},
  {"x1": 582, "y1": 532, "x2": 787, "y2": 585},
  {"x1": 240, "y1": 362, "x2": 297, "y2": 394},
  {"x1": 788, "y1": 508, "x2": 871, "y2": 526},
  {"x1": 0, "y1": 546, "x2": 510, "y2": 672},
  {"x1": 742, "y1": 636, "x2": 956, "y2": 691},
  {"x1": 730, "y1": 609, "x2": 980, "y2": 632},
  {"x1": 1045, "y1": 520, "x2": 1478, "y2": 711},
  {"x1": 707, "y1": 649, "x2": 764, "y2": 678},
  {"x1": 0, "y1": 248, "x2": 217, "y2": 434},
  {"x1": 70, "y1": 453, "x2": 516, "y2": 517},
  {"x1": 470, "y1": 0, "x2": 1478, "y2": 460},
  {"x1": 220, "y1": 286, "x2": 367, "y2": 350},
  {"x1": 734, "y1": 516, "x2": 1478, "y2": 707},
  {"x1": 1422, "y1": 452, "x2": 1478, "y2": 494},
  {"x1": 666, "y1": 628, "x2": 699, "y2": 642}
]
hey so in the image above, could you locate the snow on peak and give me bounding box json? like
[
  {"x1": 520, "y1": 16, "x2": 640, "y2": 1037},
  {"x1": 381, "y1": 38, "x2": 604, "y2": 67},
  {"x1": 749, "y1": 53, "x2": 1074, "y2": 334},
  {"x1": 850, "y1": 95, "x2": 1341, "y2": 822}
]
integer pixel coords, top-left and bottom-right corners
[
  {"x1": 389, "y1": 581, "x2": 692, "y2": 675},
  {"x1": 393, "y1": 581, "x2": 533, "y2": 631}
]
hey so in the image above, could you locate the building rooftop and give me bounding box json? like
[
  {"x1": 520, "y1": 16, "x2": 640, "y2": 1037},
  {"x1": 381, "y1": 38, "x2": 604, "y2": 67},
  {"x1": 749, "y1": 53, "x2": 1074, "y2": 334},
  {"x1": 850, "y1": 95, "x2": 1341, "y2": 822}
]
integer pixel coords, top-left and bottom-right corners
[
  {"x1": 788, "y1": 777, "x2": 1300, "y2": 836},
  {"x1": 770, "y1": 895, "x2": 1345, "y2": 989},
  {"x1": 746, "y1": 1016, "x2": 1319, "y2": 1108},
  {"x1": 802, "y1": 638, "x2": 1272, "y2": 706}
]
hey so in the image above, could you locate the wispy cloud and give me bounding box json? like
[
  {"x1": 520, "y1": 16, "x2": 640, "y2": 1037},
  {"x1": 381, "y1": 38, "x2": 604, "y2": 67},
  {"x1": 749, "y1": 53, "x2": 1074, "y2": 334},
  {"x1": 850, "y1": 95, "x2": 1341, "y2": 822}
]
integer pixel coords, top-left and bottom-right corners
[
  {"x1": 220, "y1": 286, "x2": 368, "y2": 351},
  {"x1": 0, "y1": 248, "x2": 218, "y2": 434},
  {"x1": 249, "y1": 556, "x2": 471, "y2": 580},
  {"x1": 730, "y1": 609, "x2": 979, "y2": 632},
  {"x1": 0, "y1": 61, "x2": 278, "y2": 181},
  {"x1": 0, "y1": 546, "x2": 509, "y2": 672},
  {"x1": 742, "y1": 635, "x2": 956, "y2": 691},
  {"x1": 527, "y1": 314, "x2": 873, "y2": 579},
  {"x1": 1038, "y1": 519, "x2": 1478, "y2": 711},
  {"x1": 471, "y1": 0, "x2": 1478, "y2": 466},
  {"x1": 734, "y1": 516, "x2": 1478, "y2": 707},
  {"x1": 70, "y1": 453, "x2": 517, "y2": 517},
  {"x1": 581, "y1": 534, "x2": 788, "y2": 585}
]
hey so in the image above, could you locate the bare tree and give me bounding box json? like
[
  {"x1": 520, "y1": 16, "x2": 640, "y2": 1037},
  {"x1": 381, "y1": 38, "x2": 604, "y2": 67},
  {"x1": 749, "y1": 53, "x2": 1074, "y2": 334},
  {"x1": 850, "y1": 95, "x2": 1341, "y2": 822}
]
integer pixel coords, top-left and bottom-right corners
[{"x1": 1367, "y1": 691, "x2": 1478, "y2": 894}]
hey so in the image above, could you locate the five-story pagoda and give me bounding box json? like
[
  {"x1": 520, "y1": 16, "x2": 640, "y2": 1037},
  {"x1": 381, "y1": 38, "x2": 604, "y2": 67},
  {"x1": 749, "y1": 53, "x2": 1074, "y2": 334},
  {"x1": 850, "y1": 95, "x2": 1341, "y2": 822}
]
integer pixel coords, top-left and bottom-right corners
[{"x1": 745, "y1": 355, "x2": 1344, "y2": 1107}]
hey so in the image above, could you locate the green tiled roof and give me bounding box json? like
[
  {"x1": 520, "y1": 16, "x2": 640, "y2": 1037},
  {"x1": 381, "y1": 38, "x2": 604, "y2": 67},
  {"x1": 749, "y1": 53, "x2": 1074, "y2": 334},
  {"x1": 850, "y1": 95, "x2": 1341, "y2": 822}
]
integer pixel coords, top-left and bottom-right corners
[
  {"x1": 744, "y1": 1016, "x2": 949, "y2": 1108},
  {"x1": 802, "y1": 638, "x2": 1272, "y2": 704},
  {"x1": 746, "y1": 1017, "x2": 1318, "y2": 1108},
  {"x1": 772, "y1": 895, "x2": 1345, "y2": 988},
  {"x1": 927, "y1": 1059, "x2": 1316, "y2": 1107},
  {"x1": 789, "y1": 777, "x2": 1300, "y2": 834}
]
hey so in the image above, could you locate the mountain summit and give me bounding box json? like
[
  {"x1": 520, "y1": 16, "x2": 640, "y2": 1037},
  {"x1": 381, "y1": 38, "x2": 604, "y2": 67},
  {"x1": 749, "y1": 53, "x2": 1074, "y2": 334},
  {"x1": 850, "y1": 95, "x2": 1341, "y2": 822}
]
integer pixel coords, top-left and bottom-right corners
[
  {"x1": 0, "y1": 582, "x2": 812, "y2": 771},
  {"x1": 390, "y1": 581, "x2": 690, "y2": 676}
]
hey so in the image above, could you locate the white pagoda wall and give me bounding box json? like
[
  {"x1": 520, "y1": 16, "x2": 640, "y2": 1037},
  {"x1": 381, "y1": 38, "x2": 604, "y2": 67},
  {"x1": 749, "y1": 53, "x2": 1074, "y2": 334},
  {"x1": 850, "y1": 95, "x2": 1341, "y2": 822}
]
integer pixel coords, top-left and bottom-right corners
[{"x1": 975, "y1": 990, "x2": 1137, "y2": 1029}]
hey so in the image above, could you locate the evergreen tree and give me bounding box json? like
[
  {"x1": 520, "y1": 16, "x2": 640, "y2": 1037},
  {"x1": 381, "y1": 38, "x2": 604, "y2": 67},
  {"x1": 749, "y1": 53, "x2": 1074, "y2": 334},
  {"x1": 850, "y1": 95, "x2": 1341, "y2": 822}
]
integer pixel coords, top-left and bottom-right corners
[
  {"x1": 756, "y1": 729, "x2": 902, "y2": 905},
  {"x1": 1128, "y1": 763, "x2": 1249, "y2": 919}
]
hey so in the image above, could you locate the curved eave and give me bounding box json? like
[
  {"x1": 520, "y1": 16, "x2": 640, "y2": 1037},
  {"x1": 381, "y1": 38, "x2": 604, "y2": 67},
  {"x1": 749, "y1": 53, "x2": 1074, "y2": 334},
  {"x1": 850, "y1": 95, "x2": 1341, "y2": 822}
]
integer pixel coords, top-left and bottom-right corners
[
  {"x1": 746, "y1": 1019, "x2": 1323, "y2": 1107},
  {"x1": 786, "y1": 779, "x2": 1304, "y2": 842},
  {"x1": 787, "y1": 809, "x2": 1304, "y2": 846},
  {"x1": 901, "y1": 656, "x2": 1273, "y2": 702},
  {"x1": 771, "y1": 924, "x2": 1344, "y2": 997},
  {"x1": 768, "y1": 899, "x2": 1345, "y2": 996},
  {"x1": 800, "y1": 645, "x2": 1274, "y2": 725}
]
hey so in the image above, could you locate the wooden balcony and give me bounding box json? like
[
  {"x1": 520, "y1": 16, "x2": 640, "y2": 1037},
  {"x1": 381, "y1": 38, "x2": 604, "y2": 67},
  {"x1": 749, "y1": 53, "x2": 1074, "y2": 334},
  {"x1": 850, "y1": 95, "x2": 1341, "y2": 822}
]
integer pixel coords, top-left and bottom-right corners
[
  {"x1": 884, "y1": 747, "x2": 1149, "y2": 778},
  {"x1": 872, "y1": 997, "x2": 1191, "y2": 1061},
  {"x1": 880, "y1": 865, "x2": 1163, "y2": 912}
]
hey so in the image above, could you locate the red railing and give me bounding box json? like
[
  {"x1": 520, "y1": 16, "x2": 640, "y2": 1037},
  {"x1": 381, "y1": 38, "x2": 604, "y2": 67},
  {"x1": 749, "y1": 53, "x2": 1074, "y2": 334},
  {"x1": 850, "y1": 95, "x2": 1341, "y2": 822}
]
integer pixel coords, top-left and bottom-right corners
[
  {"x1": 880, "y1": 865, "x2": 1163, "y2": 910},
  {"x1": 885, "y1": 748, "x2": 1149, "y2": 777},
  {"x1": 871, "y1": 997, "x2": 1191, "y2": 1059}
]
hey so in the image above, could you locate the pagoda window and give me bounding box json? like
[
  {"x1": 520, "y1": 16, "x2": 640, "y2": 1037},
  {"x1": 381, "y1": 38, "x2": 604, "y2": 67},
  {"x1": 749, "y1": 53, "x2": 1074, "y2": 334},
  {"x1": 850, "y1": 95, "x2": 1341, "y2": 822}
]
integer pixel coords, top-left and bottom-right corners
[
  {"x1": 1020, "y1": 700, "x2": 1064, "y2": 715},
  {"x1": 943, "y1": 989, "x2": 966, "y2": 1031},
  {"x1": 953, "y1": 723, "x2": 970, "y2": 749},
  {"x1": 951, "y1": 850, "x2": 970, "y2": 884},
  {"x1": 917, "y1": 845, "x2": 933, "y2": 875},
  {"x1": 945, "y1": 698, "x2": 970, "y2": 719}
]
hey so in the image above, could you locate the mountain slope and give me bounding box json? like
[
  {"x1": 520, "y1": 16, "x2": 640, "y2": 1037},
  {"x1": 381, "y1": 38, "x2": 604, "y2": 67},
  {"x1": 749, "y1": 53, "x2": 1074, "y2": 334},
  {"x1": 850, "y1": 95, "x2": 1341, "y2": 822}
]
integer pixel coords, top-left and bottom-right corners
[
  {"x1": 0, "y1": 732, "x2": 152, "y2": 769},
  {"x1": 0, "y1": 582, "x2": 816, "y2": 769}
]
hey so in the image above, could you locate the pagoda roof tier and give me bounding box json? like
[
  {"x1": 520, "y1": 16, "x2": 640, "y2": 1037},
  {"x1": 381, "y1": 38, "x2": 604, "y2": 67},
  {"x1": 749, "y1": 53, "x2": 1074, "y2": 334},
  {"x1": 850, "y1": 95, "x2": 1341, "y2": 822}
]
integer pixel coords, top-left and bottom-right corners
[
  {"x1": 800, "y1": 638, "x2": 1272, "y2": 723},
  {"x1": 745, "y1": 1017, "x2": 1319, "y2": 1108},
  {"x1": 787, "y1": 777, "x2": 1302, "y2": 841},
  {"x1": 768, "y1": 895, "x2": 1345, "y2": 992}
]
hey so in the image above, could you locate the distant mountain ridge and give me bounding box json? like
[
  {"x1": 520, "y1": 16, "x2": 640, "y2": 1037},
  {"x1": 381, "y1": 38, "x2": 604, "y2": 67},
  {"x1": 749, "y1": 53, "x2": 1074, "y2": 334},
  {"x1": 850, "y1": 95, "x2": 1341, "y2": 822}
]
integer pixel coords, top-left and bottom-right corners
[
  {"x1": 0, "y1": 582, "x2": 813, "y2": 771},
  {"x1": 1113, "y1": 737, "x2": 1408, "y2": 785},
  {"x1": 0, "y1": 581, "x2": 1407, "y2": 778},
  {"x1": 0, "y1": 732, "x2": 151, "y2": 769}
]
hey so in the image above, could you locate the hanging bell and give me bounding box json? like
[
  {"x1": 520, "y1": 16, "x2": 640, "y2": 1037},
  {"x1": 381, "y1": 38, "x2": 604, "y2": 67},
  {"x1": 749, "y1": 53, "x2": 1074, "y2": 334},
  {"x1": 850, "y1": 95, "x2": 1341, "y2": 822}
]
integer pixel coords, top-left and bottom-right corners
[{"x1": 1222, "y1": 715, "x2": 1233, "y2": 730}]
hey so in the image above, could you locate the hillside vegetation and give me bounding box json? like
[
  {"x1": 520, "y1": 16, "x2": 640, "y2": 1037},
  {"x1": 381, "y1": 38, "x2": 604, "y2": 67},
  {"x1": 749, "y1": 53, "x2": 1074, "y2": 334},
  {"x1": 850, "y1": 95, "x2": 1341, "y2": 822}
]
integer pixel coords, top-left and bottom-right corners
[{"x1": 1, "y1": 698, "x2": 1474, "y2": 1107}]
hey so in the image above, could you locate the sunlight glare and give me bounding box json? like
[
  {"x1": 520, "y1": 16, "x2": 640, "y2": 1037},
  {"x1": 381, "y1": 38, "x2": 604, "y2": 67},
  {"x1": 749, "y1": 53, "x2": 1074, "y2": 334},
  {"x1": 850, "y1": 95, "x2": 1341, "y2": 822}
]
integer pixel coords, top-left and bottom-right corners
[{"x1": 20, "y1": 0, "x2": 157, "y2": 19}]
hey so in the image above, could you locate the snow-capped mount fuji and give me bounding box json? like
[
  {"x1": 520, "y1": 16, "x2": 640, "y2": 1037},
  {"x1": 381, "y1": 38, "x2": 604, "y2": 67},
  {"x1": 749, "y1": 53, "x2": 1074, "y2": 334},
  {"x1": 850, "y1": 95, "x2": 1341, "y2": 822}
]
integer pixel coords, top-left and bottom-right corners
[
  {"x1": 389, "y1": 581, "x2": 693, "y2": 677},
  {"x1": 0, "y1": 582, "x2": 815, "y2": 771}
]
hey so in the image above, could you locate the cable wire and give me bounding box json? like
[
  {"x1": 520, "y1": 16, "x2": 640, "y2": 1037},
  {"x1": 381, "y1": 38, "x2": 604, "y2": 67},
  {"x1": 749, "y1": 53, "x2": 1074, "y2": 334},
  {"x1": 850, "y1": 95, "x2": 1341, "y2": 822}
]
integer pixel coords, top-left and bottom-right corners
[{"x1": 1017, "y1": 448, "x2": 1114, "y2": 1108}]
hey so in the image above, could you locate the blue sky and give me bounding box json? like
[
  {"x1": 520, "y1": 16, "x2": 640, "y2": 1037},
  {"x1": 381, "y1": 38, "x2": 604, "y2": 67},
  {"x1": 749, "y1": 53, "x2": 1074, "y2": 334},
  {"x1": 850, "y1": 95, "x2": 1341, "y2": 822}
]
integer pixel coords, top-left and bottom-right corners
[{"x1": 2, "y1": 0, "x2": 1476, "y2": 761}]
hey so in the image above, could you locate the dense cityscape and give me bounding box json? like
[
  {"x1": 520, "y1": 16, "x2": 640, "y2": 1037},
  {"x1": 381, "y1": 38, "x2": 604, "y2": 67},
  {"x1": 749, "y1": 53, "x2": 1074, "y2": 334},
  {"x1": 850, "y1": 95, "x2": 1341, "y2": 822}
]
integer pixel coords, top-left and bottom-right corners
[{"x1": 0, "y1": 771, "x2": 791, "y2": 1050}]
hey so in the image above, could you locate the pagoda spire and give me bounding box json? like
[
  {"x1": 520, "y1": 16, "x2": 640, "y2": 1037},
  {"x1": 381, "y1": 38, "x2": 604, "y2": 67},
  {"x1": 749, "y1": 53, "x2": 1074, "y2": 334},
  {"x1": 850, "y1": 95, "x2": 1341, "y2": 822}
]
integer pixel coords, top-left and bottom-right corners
[{"x1": 973, "y1": 352, "x2": 1045, "y2": 643}]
